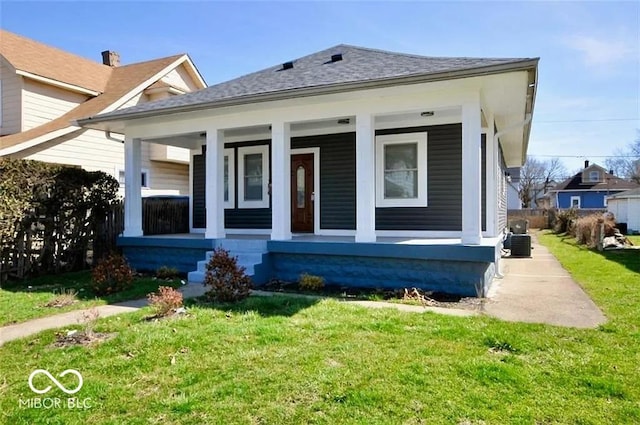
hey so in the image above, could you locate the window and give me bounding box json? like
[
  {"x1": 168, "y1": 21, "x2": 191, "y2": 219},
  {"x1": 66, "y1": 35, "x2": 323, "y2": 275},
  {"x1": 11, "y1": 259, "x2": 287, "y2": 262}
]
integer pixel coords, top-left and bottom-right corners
[
  {"x1": 237, "y1": 145, "x2": 269, "y2": 208},
  {"x1": 118, "y1": 169, "x2": 150, "y2": 189},
  {"x1": 570, "y1": 196, "x2": 581, "y2": 209},
  {"x1": 375, "y1": 132, "x2": 428, "y2": 207},
  {"x1": 589, "y1": 171, "x2": 600, "y2": 182},
  {"x1": 223, "y1": 148, "x2": 235, "y2": 209}
]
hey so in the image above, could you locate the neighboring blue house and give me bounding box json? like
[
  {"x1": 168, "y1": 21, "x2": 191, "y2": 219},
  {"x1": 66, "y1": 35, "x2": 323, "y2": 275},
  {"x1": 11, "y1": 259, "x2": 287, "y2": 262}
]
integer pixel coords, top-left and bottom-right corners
[
  {"x1": 547, "y1": 161, "x2": 639, "y2": 209},
  {"x1": 78, "y1": 44, "x2": 539, "y2": 297}
]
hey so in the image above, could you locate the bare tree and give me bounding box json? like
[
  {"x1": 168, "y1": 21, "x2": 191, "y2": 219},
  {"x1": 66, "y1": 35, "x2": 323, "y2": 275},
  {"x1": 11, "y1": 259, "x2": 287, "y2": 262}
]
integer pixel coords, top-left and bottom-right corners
[
  {"x1": 605, "y1": 132, "x2": 640, "y2": 184},
  {"x1": 518, "y1": 157, "x2": 567, "y2": 208}
]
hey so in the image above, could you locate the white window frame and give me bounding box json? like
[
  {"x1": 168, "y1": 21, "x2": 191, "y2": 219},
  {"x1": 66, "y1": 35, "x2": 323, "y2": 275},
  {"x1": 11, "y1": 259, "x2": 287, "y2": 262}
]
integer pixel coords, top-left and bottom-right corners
[
  {"x1": 117, "y1": 167, "x2": 150, "y2": 189},
  {"x1": 223, "y1": 148, "x2": 235, "y2": 209},
  {"x1": 237, "y1": 145, "x2": 270, "y2": 209},
  {"x1": 570, "y1": 195, "x2": 581, "y2": 209},
  {"x1": 589, "y1": 170, "x2": 600, "y2": 182},
  {"x1": 375, "y1": 132, "x2": 428, "y2": 208}
]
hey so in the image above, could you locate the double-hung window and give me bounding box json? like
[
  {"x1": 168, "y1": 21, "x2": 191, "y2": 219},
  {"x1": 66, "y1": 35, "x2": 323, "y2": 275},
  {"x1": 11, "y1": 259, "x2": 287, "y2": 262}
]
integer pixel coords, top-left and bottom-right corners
[
  {"x1": 375, "y1": 132, "x2": 428, "y2": 207},
  {"x1": 237, "y1": 145, "x2": 269, "y2": 208}
]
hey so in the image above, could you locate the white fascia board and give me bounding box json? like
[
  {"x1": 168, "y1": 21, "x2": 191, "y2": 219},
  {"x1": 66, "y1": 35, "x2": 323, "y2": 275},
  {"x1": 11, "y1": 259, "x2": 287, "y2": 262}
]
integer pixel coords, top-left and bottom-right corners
[
  {"x1": 124, "y1": 80, "x2": 480, "y2": 140},
  {"x1": 15, "y1": 70, "x2": 100, "y2": 96},
  {"x1": 0, "y1": 126, "x2": 79, "y2": 156},
  {"x1": 101, "y1": 55, "x2": 189, "y2": 115}
]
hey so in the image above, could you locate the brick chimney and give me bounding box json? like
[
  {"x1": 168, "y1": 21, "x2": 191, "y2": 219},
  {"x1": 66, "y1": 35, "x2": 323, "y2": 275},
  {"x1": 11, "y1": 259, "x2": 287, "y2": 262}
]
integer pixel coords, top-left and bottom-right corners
[
  {"x1": 584, "y1": 160, "x2": 590, "y2": 169},
  {"x1": 101, "y1": 50, "x2": 120, "y2": 67}
]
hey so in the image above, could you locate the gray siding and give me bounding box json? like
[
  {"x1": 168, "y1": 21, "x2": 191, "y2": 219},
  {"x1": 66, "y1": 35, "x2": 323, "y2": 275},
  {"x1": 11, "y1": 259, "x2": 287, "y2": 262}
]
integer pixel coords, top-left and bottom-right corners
[
  {"x1": 375, "y1": 124, "x2": 462, "y2": 231},
  {"x1": 224, "y1": 140, "x2": 272, "y2": 229},
  {"x1": 292, "y1": 133, "x2": 356, "y2": 230},
  {"x1": 192, "y1": 146, "x2": 205, "y2": 229}
]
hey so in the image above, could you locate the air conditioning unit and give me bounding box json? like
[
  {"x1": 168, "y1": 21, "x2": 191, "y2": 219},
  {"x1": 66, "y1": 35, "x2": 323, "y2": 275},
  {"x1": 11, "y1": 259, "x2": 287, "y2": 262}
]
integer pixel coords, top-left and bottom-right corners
[{"x1": 510, "y1": 234, "x2": 531, "y2": 257}]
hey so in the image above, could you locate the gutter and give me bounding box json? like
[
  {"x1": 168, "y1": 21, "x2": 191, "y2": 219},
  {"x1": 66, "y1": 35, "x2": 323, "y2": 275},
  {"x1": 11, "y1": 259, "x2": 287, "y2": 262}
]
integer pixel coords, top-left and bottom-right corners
[{"x1": 77, "y1": 59, "x2": 539, "y2": 126}]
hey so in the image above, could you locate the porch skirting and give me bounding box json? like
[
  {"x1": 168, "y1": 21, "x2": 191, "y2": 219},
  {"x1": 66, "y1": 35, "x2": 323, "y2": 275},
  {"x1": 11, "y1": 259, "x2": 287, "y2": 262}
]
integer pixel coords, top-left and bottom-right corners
[{"x1": 118, "y1": 236, "x2": 500, "y2": 297}]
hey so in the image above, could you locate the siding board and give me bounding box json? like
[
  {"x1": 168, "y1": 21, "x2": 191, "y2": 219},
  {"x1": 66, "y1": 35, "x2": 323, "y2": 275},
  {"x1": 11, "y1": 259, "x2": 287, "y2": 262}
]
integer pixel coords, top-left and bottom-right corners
[
  {"x1": 0, "y1": 59, "x2": 22, "y2": 135},
  {"x1": 376, "y1": 124, "x2": 462, "y2": 231}
]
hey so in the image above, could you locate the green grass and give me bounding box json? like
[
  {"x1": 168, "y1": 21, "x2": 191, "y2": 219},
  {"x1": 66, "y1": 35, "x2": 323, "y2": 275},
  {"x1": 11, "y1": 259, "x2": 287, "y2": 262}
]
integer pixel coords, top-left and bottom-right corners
[
  {"x1": 0, "y1": 271, "x2": 182, "y2": 326},
  {"x1": 0, "y1": 234, "x2": 639, "y2": 424}
]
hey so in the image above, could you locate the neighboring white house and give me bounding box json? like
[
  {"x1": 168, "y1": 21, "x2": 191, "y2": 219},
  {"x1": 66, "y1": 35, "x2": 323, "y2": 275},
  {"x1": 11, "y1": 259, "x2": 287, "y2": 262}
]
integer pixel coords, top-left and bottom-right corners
[
  {"x1": 607, "y1": 187, "x2": 640, "y2": 234},
  {"x1": 0, "y1": 30, "x2": 206, "y2": 196}
]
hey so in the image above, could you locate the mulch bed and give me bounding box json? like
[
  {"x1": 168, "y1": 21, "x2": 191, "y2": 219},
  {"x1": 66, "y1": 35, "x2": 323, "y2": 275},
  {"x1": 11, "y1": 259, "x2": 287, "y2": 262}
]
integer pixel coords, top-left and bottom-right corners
[
  {"x1": 51, "y1": 330, "x2": 116, "y2": 348},
  {"x1": 260, "y1": 280, "x2": 485, "y2": 311}
]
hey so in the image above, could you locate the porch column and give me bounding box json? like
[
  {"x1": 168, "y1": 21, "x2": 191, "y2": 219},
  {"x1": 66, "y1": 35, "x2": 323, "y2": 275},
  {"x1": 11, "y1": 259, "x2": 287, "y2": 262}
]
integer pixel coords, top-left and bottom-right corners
[
  {"x1": 123, "y1": 136, "x2": 143, "y2": 237},
  {"x1": 485, "y1": 111, "x2": 498, "y2": 237},
  {"x1": 271, "y1": 121, "x2": 292, "y2": 240},
  {"x1": 205, "y1": 128, "x2": 226, "y2": 239},
  {"x1": 355, "y1": 113, "x2": 376, "y2": 242},
  {"x1": 462, "y1": 98, "x2": 483, "y2": 245}
]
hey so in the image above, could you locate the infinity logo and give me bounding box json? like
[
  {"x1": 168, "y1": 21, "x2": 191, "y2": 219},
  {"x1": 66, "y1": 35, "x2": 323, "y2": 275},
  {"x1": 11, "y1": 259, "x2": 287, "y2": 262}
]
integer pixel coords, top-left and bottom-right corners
[{"x1": 28, "y1": 369, "x2": 83, "y2": 395}]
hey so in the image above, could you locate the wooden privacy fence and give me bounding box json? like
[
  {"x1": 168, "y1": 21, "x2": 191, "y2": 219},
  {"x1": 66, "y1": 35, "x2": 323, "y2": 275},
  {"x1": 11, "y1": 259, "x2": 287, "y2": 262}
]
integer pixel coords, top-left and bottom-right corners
[
  {"x1": 507, "y1": 208, "x2": 607, "y2": 230},
  {"x1": 2, "y1": 197, "x2": 190, "y2": 283}
]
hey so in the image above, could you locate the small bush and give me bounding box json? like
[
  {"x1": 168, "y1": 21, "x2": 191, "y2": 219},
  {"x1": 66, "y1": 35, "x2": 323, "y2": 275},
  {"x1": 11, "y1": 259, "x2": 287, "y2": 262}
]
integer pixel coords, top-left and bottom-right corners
[
  {"x1": 298, "y1": 273, "x2": 325, "y2": 292},
  {"x1": 574, "y1": 213, "x2": 617, "y2": 247},
  {"x1": 554, "y1": 209, "x2": 578, "y2": 234},
  {"x1": 156, "y1": 266, "x2": 180, "y2": 280},
  {"x1": 44, "y1": 288, "x2": 78, "y2": 308},
  {"x1": 147, "y1": 286, "x2": 183, "y2": 317},
  {"x1": 92, "y1": 253, "x2": 134, "y2": 295},
  {"x1": 204, "y1": 248, "x2": 252, "y2": 302}
]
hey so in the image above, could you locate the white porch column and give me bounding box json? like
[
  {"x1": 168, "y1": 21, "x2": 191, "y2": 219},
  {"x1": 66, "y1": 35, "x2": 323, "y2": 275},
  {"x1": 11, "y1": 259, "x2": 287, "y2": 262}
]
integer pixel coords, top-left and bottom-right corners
[
  {"x1": 462, "y1": 98, "x2": 483, "y2": 245},
  {"x1": 271, "y1": 121, "x2": 292, "y2": 240},
  {"x1": 123, "y1": 136, "x2": 143, "y2": 237},
  {"x1": 205, "y1": 129, "x2": 226, "y2": 239},
  {"x1": 485, "y1": 111, "x2": 498, "y2": 237},
  {"x1": 355, "y1": 113, "x2": 376, "y2": 242}
]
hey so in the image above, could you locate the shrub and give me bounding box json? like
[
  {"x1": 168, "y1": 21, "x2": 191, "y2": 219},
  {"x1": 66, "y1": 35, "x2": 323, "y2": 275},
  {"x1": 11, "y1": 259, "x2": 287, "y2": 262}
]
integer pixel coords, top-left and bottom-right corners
[
  {"x1": 298, "y1": 273, "x2": 325, "y2": 291},
  {"x1": 575, "y1": 214, "x2": 600, "y2": 247},
  {"x1": 92, "y1": 253, "x2": 134, "y2": 295},
  {"x1": 156, "y1": 266, "x2": 180, "y2": 280},
  {"x1": 147, "y1": 286, "x2": 183, "y2": 317},
  {"x1": 203, "y1": 248, "x2": 252, "y2": 302},
  {"x1": 554, "y1": 209, "x2": 578, "y2": 234},
  {"x1": 44, "y1": 288, "x2": 78, "y2": 308}
]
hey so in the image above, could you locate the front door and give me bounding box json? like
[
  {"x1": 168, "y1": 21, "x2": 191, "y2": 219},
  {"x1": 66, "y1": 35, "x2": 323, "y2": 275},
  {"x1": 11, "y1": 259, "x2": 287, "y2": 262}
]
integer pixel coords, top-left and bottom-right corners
[{"x1": 291, "y1": 153, "x2": 314, "y2": 233}]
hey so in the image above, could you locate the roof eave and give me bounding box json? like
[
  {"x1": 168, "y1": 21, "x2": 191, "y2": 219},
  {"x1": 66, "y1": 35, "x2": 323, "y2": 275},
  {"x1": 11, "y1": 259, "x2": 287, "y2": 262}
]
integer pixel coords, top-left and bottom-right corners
[{"x1": 78, "y1": 59, "x2": 539, "y2": 127}]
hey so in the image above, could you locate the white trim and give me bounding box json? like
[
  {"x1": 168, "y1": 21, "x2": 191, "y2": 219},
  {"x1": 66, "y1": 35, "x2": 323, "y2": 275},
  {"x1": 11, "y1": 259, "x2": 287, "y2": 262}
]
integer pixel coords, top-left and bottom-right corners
[
  {"x1": 191, "y1": 228, "x2": 205, "y2": 234},
  {"x1": 291, "y1": 147, "x2": 320, "y2": 235},
  {"x1": 270, "y1": 122, "x2": 292, "y2": 240},
  {"x1": 123, "y1": 137, "x2": 143, "y2": 237},
  {"x1": 15, "y1": 69, "x2": 101, "y2": 96},
  {"x1": 116, "y1": 167, "x2": 150, "y2": 189},
  {"x1": 315, "y1": 229, "x2": 356, "y2": 236},
  {"x1": 238, "y1": 145, "x2": 270, "y2": 209},
  {"x1": 189, "y1": 149, "x2": 197, "y2": 232},
  {"x1": 376, "y1": 230, "x2": 463, "y2": 238},
  {"x1": 570, "y1": 196, "x2": 581, "y2": 208},
  {"x1": 375, "y1": 132, "x2": 428, "y2": 208},
  {"x1": 0, "y1": 126, "x2": 78, "y2": 156},
  {"x1": 223, "y1": 148, "x2": 235, "y2": 209},
  {"x1": 225, "y1": 228, "x2": 272, "y2": 235},
  {"x1": 461, "y1": 97, "x2": 483, "y2": 245}
]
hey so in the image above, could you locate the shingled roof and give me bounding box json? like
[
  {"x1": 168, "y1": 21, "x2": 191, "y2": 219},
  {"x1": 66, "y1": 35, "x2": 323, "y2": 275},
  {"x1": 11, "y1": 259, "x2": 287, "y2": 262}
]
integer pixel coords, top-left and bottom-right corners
[
  {"x1": 0, "y1": 29, "x2": 112, "y2": 93},
  {"x1": 0, "y1": 30, "x2": 204, "y2": 152},
  {"x1": 550, "y1": 165, "x2": 639, "y2": 192},
  {"x1": 81, "y1": 44, "x2": 537, "y2": 122}
]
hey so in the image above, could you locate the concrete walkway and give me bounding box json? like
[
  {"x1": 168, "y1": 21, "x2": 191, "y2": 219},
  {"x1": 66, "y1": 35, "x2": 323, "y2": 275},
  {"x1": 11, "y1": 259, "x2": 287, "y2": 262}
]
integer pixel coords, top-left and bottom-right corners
[
  {"x1": 1, "y1": 235, "x2": 607, "y2": 346},
  {"x1": 484, "y1": 232, "x2": 607, "y2": 328}
]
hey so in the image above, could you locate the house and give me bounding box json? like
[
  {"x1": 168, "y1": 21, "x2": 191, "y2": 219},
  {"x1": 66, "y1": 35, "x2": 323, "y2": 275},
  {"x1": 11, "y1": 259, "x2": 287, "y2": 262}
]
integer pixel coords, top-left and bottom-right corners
[
  {"x1": 506, "y1": 167, "x2": 522, "y2": 209},
  {"x1": 78, "y1": 44, "x2": 538, "y2": 296},
  {"x1": 547, "y1": 161, "x2": 639, "y2": 209},
  {"x1": 0, "y1": 30, "x2": 206, "y2": 196},
  {"x1": 607, "y1": 188, "x2": 640, "y2": 234}
]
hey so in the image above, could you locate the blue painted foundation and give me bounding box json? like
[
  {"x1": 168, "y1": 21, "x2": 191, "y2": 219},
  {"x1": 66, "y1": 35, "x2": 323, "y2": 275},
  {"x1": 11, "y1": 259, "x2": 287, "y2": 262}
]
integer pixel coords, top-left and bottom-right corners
[
  {"x1": 119, "y1": 237, "x2": 216, "y2": 274},
  {"x1": 119, "y1": 236, "x2": 499, "y2": 297}
]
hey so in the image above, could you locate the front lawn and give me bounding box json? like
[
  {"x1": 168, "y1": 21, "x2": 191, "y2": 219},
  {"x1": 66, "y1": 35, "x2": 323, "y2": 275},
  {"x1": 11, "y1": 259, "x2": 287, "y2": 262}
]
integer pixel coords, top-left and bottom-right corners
[
  {"x1": 0, "y1": 271, "x2": 182, "y2": 326},
  {"x1": 0, "y1": 233, "x2": 638, "y2": 424}
]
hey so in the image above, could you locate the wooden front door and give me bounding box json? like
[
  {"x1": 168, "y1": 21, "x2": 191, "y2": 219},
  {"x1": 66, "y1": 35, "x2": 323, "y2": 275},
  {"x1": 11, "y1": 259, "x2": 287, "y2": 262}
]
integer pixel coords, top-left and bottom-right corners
[{"x1": 291, "y1": 154, "x2": 314, "y2": 233}]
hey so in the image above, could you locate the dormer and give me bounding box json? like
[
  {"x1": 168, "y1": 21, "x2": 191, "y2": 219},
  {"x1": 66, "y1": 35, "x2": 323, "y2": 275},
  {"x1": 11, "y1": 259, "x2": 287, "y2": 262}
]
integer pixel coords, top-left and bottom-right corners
[{"x1": 580, "y1": 161, "x2": 605, "y2": 184}]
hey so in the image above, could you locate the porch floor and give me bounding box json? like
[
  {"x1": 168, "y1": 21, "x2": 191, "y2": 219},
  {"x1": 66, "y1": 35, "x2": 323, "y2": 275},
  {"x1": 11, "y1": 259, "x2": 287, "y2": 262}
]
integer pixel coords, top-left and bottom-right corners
[{"x1": 139, "y1": 233, "x2": 502, "y2": 247}]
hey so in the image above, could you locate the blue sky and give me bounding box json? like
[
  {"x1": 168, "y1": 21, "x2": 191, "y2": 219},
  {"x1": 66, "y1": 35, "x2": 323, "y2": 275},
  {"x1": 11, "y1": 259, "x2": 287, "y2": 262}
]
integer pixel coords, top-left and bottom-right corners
[{"x1": 2, "y1": 1, "x2": 638, "y2": 173}]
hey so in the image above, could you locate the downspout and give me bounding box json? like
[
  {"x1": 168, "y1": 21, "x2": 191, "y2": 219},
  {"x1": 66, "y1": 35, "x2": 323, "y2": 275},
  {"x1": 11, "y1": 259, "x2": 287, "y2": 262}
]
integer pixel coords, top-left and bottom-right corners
[{"x1": 494, "y1": 113, "x2": 532, "y2": 279}]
